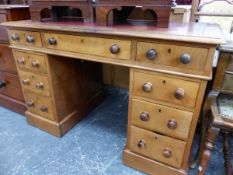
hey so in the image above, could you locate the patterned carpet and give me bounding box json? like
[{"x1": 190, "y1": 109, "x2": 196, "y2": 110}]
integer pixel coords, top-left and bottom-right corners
[{"x1": 0, "y1": 88, "x2": 232, "y2": 175}]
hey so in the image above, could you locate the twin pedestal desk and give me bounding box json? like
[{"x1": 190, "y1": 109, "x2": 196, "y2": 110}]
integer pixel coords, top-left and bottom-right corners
[{"x1": 2, "y1": 21, "x2": 224, "y2": 175}]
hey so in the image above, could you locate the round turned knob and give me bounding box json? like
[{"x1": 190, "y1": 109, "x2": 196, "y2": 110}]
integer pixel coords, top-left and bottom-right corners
[
  {"x1": 137, "y1": 140, "x2": 146, "y2": 149},
  {"x1": 40, "y1": 105, "x2": 48, "y2": 112},
  {"x1": 167, "y1": 119, "x2": 177, "y2": 130},
  {"x1": 17, "y1": 58, "x2": 25, "y2": 65},
  {"x1": 180, "y1": 53, "x2": 191, "y2": 64},
  {"x1": 146, "y1": 49, "x2": 157, "y2": 60},
  {"x1": 26, "y1": 100, "x2": 34, "y2": 107},
  {"x1": 26, "y1": 35, "x2": 35, "y2": 43},
  {"x1": 22, "y1": 78, "x2": 30, "y2": 85},
  {"x1": 35, "y1": 82, "x2": 44, "y2": 89},
  {"x1": 48, "y1": 37, "x2": 57, "y2": 45},
  {"x1": 140, "y1": 112, "x2": 150, "y2": 121},
  {"x1": 11, "y1": 34, "x2": 19, "y2": 41},
  {"x1": 163, "y1": 148, "x2": 172, "y2": 158},
  {"x1": 142, "y1": 82, "x2": 153, "y2": 92},
  {"x1": 0, "y1": 80, "x2": 6, "y2": 88},
  {"x1": 174, "y1": 88, "x2": 185, "y2": 100},
  {"x1": 110, "y1": 44, "x2": 120, "y2": 54},
  {"x1": 31, "y1": 60, "x2": 39, "y2": 68}
]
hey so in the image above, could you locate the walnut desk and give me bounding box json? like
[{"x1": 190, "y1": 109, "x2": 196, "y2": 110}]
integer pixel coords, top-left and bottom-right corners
[{"x1": 2, "y1": 21, "x2": 224, "y2": 175}]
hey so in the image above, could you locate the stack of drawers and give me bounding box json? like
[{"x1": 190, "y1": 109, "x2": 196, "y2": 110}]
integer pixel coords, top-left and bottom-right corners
[
  {"x1": 124, "y1": 41, "x2": 211, "y2": 175},
  {"x1": 10, "y1": 30, "x2": 103, "y2": 137},
  {"x1": 13, "y1": 50, "x2": 56, "y2": 121}
]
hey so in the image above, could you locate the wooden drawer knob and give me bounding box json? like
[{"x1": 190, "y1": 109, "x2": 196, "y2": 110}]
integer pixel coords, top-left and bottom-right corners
[
  {"x1": 22, "y1": 78, "x2": 30, "y2": 85},
  {"x1": 167, "y1": 119, "x2": 177, "y2": 130},
  {"x1": 48, "y1": 37, "x2": 57, "y2": 45},
  {"x1": 137, "y1": 140, "x2": 146, "y2": 149},
  {"x1": 11, "y1": 34, "x2": 19, "y2": 41},
  {"x1": 26, "y1": 100, "x2": 34, "y2": 107},
  {"x1": 110, "y1": 44, "x2": 120, "y2": 54},
  {"x1": 40, "y1": 105, "x2": 48, "y2": 112},
  {"x1": 180, "y1": 53, "x2": 191, "y2": 64},
  {"x1": 26, "y1": 35, "x2": 35, "y2": 43},
  {"x1": 17, "y1": 58, "x2": 25, "y2": 65},
  {"x1": 163, "y1": 148, "x2": 172, "y2": 158},
  {"x1": 31, "y1": 60, "x2": 40, "y2": 68},
  {"x1": 174, "y1": 88, "x2": 185, "y2": 100},
  {"x1": 142, "y1": 82, "x2": 153, "y2": 92},
  {"x1": 0, "y1": 80, "x2": 6, "y2": 88},
  {"x1": 140, "y1": 112, "x2": 150, "y2": 121},
  {"x1": 146, "y1": 49, "x2": 157, "y2": 60},
  {"x1": 35, "y1": 82, "x2": 44, "y2": 89}
]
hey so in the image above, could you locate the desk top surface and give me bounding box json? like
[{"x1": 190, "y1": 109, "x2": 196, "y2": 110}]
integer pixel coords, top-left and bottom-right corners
[{"x1": 2, "y1": 20, "x2": 225, "y2": 45}]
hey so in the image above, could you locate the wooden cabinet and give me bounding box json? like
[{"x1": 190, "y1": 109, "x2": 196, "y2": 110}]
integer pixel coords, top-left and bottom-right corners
[
  {"x1": 2, "y1": 21, "x2": 223, "y2": 175},
  {"x1": 0, "y1": 5, "x2": 29, "y2": 114}
]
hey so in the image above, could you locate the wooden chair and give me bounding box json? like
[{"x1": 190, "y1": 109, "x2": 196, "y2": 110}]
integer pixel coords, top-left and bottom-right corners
[{"x1": 197, "y1": 46, "x2": 233, "y2": 175}]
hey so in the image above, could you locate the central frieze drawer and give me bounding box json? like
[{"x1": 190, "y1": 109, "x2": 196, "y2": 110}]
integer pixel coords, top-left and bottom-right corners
[
  {"x1": 43, "y1": 33, "x2": 131, "y2": 60},
  {"x1": 129, "y1": 126, "x2": 186, "y2": 168},
  {"x1": 13, "y1": 50, "x2": 48, "y2": 74},
  {"x1": 133, "y1": 70, "x2": 200, "y2": 108},
  {"x1": 137, "y1": 42, "x2": 209, "y2": 72},
  {"x1": 131, "y1": 99, "x2": 193, "y2": 140},
  {"x1": 24, "y1": 90, "x2": 55, "y2": 121},
  {"x1": 18, "y1": 70, "x2": 51, "y2": 96}
]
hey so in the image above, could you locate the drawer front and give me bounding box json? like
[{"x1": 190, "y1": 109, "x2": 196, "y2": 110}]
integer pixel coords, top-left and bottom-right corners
[
  {"x1": 0, "y1": 71, "x2": 24, "y2": 101},
  {"x1": 131, "y1": 99, "x2": 193, "y2": 140},
  {"x1": 13, "y1": 50, "x2": 48, "y2": 73},
  {"x1": 227, "y1": 54, "x2": 233, "y2": 73},
  {"x1": 136, "y1": 42, "x2": 208, "y2": 72},
  {"x1": 0, "y1": 44, "x2": 17, "y2": 74},
  {"x1": 129, "y1": 126, "x2": 186, "y2": 168},
  {"x1": 8, "y1": 30, "x2": 42, "y2": 48},
  {"x1": 43, "y1": 33, "x2": 131, "y2": 60},
  {"x1": 24, "y1": 90, "x2": 55, "y2": 120},
  {"x1": 18, "y1": 70, "x2": 51, "y2": 96},
  {"x1": 133, "y1": 71, "x2": 200, "y2": 108},
  {"x1": 222, "y1": 73, "x2": 233, "y2": 92}
]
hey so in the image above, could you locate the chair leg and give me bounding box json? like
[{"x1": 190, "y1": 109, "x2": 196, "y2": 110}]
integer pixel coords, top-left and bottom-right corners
[
  {"x1": 221, "y1": 130, "x2": 232, "y2": 175},
  {"x1": 197, "y1": 126, "x2": 220, "y2": 175}
]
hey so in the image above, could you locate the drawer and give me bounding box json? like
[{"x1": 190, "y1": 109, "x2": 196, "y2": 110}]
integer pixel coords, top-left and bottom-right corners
[
  {"x1": 8, "y1": 30, "x2": 42, "y2": 48},
  {"x1": 222, "y1": 73, "x2": 233, "y2": 92},
  {"x1": 136, "y1": 42, "x2": 208, "y2": 72},
  {"x1": 24, "y1": 90, "x2": 55, "y2": 120},
  {"x1": 133, "y1": 70, "x2": 200, "y2": 108},
  {"x1": 0, "y1": 44, "x2": 17, "y2": 74},
  {"x1": 131, "y1": 99, "x2": 193, "y2": 140},
  {"x1": 18, "y1": 70, "x2": 51, "y2": 96},
  {"x1": 43, "y1": 33, "x2": 131, "y2": 60},
  {"x1": 129, "y1": 126, "x2": 186, "y2": 168},
  {"x1": 13, "y1": 50, "x2": 48, "y2": 74},
  {"x1": 227, "y1": 54, "x2": 233, "y2": 73},
  {"x1": 0, "y1": 71, "x2": 24, "y2": 101}
]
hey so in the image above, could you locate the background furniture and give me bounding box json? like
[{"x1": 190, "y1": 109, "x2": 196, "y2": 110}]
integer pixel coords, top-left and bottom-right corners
[
  {"x1": 0, "y1": 5, "x2": 29, "y2": 114},
  {"x1": 197, "y1": 43, "x2": 233, "y2": 175}
]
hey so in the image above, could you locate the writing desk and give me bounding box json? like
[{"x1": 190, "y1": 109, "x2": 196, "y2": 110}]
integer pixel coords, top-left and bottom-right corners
[{"x1": 2, "y1": 20, "x2": 224, "y2": 175}]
